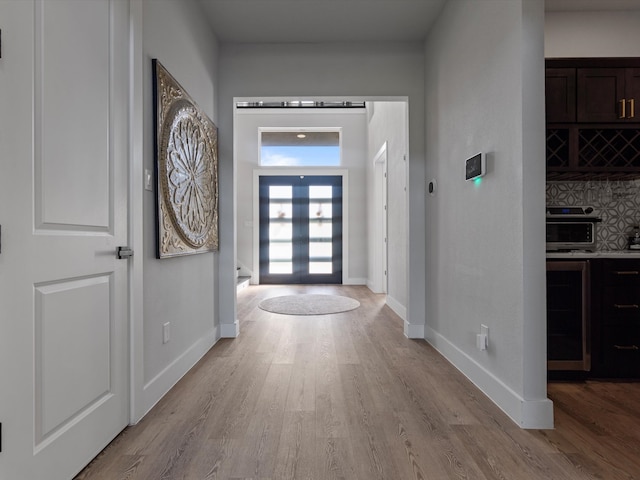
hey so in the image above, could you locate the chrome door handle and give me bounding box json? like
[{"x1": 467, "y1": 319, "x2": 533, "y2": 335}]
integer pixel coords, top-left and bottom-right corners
[{"x1": 116, "y1": 246, "x2": 133, "y2": 259}]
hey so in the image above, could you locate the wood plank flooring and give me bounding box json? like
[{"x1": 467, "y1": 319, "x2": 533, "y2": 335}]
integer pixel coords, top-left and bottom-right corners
[{"x1": 75, "y1": 285, "x2": 640, "y2": 479}]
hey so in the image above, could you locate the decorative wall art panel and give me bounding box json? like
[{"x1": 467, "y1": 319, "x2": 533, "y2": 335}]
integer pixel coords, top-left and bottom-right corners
[{"x1": 152, "y1": 59, "x2": 219, "y2": 258}]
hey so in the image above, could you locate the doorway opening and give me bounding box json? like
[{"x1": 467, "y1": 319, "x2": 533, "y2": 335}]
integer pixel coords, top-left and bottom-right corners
[{"x1": 233, "y1": 97, "x2": 409, "y2": 321}]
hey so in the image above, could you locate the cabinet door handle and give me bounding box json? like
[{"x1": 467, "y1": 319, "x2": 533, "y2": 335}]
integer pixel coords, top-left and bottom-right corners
[
  {"x1": 620, "y1": 99, "x2": 627, "y2": 119},
  {"x1": 614, "y1": 304, "x2": 639, "y2": 309},
  {"x1": 614, "y1": 345, "x2": 639, "y2": 350},
  {"x1": 629, "y1": 98, "x2": 635, "y2": 119},
  {"x1": 614, "y1": 271, "x2": 640, "y2": 275}
]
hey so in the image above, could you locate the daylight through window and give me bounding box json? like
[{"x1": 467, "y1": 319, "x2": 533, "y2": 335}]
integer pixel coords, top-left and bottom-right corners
[{"x1": 260, "y1": 131, "x2": 340, "y2": 167}]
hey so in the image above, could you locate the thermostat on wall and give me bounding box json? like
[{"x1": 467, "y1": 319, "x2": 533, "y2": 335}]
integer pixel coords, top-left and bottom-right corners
[{"x1": 465, "y1": 152, "x2": 486, "y2": 181}]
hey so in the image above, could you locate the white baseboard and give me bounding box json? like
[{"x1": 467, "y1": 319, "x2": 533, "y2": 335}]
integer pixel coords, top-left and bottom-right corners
[
  {"x1": 344, "y1": 277, "x2": 367, "y2": 285},
  {"x1": 386, "y1": 295, "x2": 407, "y2": 321},
  {"x1": 424, "y1": 325, "x2": 554, "y2": 429},
  {"x1": 220, "y1": 321, "x2": 239, "y2": 338},
  {"x1": 142, "y1": 326, "x2": 219, "y2": 418},
  {"x1": 365, "y1": 281, "x2": 385, "y2": 294}
]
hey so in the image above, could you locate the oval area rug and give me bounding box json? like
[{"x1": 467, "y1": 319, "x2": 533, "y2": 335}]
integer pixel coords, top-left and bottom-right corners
[{"x1": 258, "y1": 294, "x2": 360, "y2": 315}]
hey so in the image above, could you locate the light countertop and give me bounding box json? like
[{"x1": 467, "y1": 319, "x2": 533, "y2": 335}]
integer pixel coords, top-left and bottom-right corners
[{"x1": 547, "y1": 250, "x2": 640, "y2": 259}]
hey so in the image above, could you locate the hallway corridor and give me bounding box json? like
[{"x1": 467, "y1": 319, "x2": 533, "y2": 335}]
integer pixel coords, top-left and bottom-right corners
[{"x1": 76, "y1": 285, "x2": 640, "y2": 479}]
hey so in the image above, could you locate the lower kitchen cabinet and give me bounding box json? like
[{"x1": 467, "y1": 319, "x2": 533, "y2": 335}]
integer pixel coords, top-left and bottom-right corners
[
  {"x1": 600, "y1": 325, "x2": 640, "y2": 378},
  {"x1": 547, "y1": 258, "x2": 640, "y2": 379},
  {"x1": 546, "y1": 261, "x2": 590, "y2": 372},
  {"x1": 591, "y1": 259, "x2": 640, "y2": 379}
]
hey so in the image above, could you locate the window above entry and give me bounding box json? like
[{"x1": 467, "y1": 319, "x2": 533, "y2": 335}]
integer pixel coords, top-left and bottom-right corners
[{"x1": 260, "y1": 130, "x2": 341, "y2": 167}]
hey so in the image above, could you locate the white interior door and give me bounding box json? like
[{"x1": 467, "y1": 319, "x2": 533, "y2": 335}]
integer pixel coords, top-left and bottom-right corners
[{"x1": 0, "y1": 1, "x2": 130, "y2": 478}]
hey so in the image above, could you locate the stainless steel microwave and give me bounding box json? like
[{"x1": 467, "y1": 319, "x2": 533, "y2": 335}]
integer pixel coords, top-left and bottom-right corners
[{"x1": 546, "y1": 206, "x2": 601, "y2": 252}]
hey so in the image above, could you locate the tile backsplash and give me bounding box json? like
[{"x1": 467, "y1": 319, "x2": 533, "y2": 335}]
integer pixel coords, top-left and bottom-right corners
[{"x1": 546, "y1": 180, "x2": 640, "y2": 251}]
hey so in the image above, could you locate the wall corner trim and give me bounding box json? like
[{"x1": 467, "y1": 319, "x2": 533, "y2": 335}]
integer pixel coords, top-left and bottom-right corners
[
  {"x1": 424, "y1": 325, "x2": 554, "y2": 429},
  {"x1": 404, "y1": 320, "x2": 424, "y2": 339},
  {"x1": 220, "y1": 321, "x2": 240, "y2": 338}
]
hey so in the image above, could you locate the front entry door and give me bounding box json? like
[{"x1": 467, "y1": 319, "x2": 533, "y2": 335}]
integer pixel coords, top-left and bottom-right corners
[
  {"x1": 0, "y1": 1, "x2": 130, "y2": 479},
  {"x1": 259, "y1": 176, "x2": 343, "y2": 284}
]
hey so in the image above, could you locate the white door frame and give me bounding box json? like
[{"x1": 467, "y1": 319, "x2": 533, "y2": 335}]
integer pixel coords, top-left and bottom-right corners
[
  {"x1": 128, "y1": 0, "x2": 145, "y2": 424},
  {"x1": 371, "y1": 142, "x2": 388, "y2": 294}
]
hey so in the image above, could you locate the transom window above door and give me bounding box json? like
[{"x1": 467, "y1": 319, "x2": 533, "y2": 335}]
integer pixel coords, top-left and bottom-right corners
[{"x1": 260, "y1": 130, "x2": 341, "y2": 167}]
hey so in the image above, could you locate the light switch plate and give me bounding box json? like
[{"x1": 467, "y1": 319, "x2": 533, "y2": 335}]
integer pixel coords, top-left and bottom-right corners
[
  {"x1": 163, "y1": 322, "x2": 170, "y2": 344},
  {"x1": 145, "y1": 169, "x2": 153, "y2": 191}
]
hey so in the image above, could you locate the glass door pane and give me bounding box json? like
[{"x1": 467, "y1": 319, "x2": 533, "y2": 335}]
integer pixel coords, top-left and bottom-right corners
[
  {"x1": 308, "y1": 185, "x2": 333, "y2": 274},
  {"x1": 268, "y1": 186, "x2": 293, "y2": 274}
]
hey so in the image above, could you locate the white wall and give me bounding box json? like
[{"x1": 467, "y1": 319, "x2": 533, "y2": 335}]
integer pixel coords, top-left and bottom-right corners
[
  {"x1": 140, "y1": 0, "x2": 220, "y2": 415},
  {"x1": 235, "y1": 109, "x2": 368, "y2": 284},
  {"x1": 545, "y1": 10, "x2": 640, "y2": 58},
  {"x1": 424, "y1": 0, "x2": 552, "y2": 428},
  {"x1": 218, "y1": 43, "x2": 427, "y2": 335},
  {"x1": 367, "y1": 102, "x2": 409, "y2": 316}
]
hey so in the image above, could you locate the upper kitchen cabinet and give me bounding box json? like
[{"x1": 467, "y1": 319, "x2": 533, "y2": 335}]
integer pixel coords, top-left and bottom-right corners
[
  {"x1": 546, "y1": 59, "x2": 640, "y2": 180},
  {"x1": 628, "y1": 68, "x2": 640, "y2": 118},
  {"x1": 577, "y1": 68, "x2": 638, "y2": 123},
  {"x1": 546, "y1": 58, "x2": 640, "y2": 125},
  {"x1": 546, "y1": 68, "x2": 576, "y2": 123}
]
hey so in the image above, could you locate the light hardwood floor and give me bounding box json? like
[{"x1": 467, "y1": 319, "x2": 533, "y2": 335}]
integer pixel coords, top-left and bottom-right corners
[{"x1": 76, "y1": 285, "x2": 640, "y2": 479}]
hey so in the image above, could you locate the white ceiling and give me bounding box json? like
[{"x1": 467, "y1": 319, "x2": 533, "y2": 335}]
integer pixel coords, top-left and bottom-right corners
[
  {"x1": 199, "y1": 0, "x2": 640, "y2": 44},
  {"x1": 198, "y1": 0, "x2": 447, "y2": 43}
]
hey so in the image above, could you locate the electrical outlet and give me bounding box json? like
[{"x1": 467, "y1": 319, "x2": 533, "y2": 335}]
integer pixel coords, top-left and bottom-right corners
[{"x1": 163, "y1": 322, "x2": 170, "y2": 344}]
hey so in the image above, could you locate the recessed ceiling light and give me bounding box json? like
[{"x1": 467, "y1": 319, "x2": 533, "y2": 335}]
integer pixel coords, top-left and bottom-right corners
[{"x1": 297, "y1": 133, "x2": 306, "y2": 139}]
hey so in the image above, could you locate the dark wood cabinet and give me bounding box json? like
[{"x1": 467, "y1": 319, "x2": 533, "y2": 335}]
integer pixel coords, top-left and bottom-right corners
[
  {"x1": 577, "y1": 68, "x2": 637, "y2": 123},
  {"x1": 591, "y1": 259, "x2": 640, "y2": 378},
  {"x1": 546, "y1": 261, "x2": 590, "y2": 372},
  {"x1": 546, "y1": 125, "x2": 640, "y2": 179},
  {"x1": 547, "y1": 258, "x2": 640, "y2": 379},
  {"x1": 546, "y1": 59, "x2": 640, "y2": 180},
  {"x1": 628, "y1": 68, "x2": 640, "y2": 118},
  {"x1": 546, "y1": 68, "x2": 576, "y2": 123}
]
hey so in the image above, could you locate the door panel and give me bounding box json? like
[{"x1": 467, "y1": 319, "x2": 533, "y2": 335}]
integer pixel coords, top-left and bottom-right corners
[
  {"x1": 545, "y1": 68, "x2": 576, "y2": 123},
  {"x1": 35, "y1": 275, "x2": 112, "y2": 444},
  {"x1": 0, "y1": 1, "x2": 130, "y2": 479},
  {"x1": 36, "y1": 0, "x2": 111, "y2": 229},
  {"x1": 260, "y1": 176, "x2": 342, "y2": 284},
  {"x1": 577, "y1": 68, "x2": 626, "y2": 122}
]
